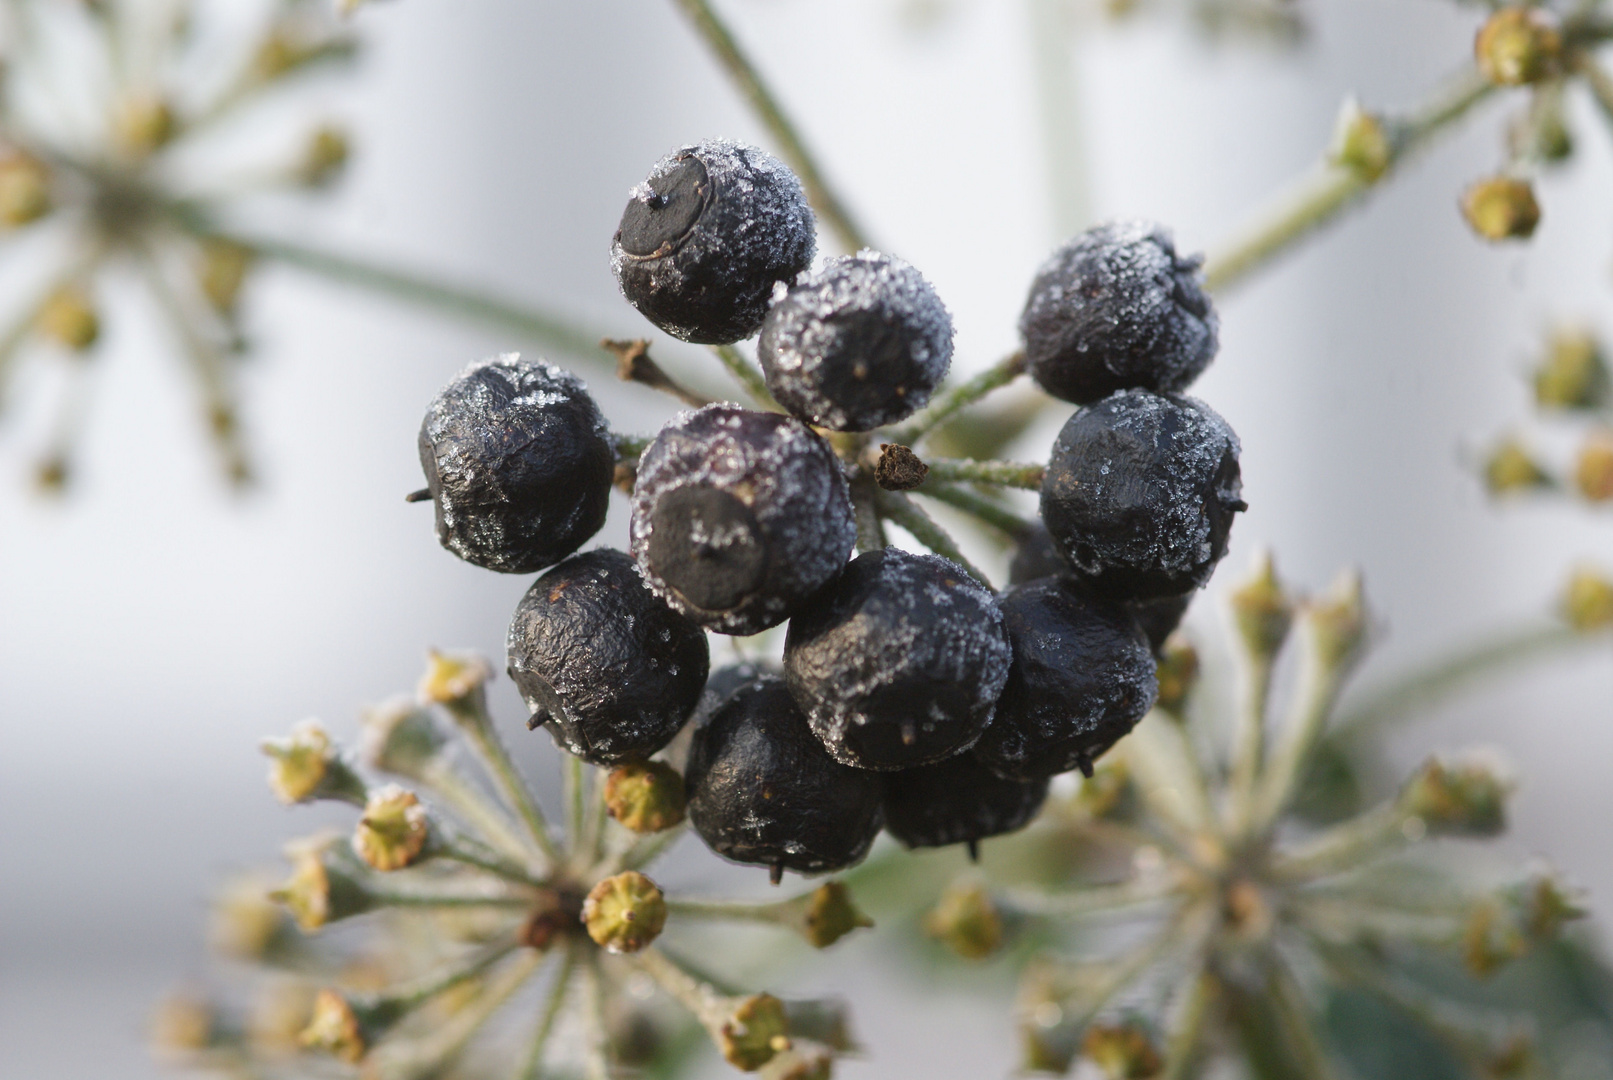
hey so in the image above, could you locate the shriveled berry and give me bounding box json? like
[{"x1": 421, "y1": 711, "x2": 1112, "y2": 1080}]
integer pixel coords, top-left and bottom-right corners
[
  {"x1": 507, "y1": 549, "x2": 709, "y2": 766},
  {"x1": 972, "y1": 576, "x2": 1157, "y2": 781},
  {"x1": 881, "y1": 751, "x2": 1049, "y2": 855},
  {"x1": 611, "y1": 139, "x2": 816, "y2": 344},
  {"x1": 784, "y1": 549, "x2": 1012, "y2": 771},
  {"x1": 1020, "y1": 221, "x2": 1217, "y2": 405},
  {"x1": 1009, "y1": 523, "x2": 1192, "y2": 656},
  {"x1": 685, "y1": 676, "x2": 883, "y2": 879},
  {"x1": 631, "y1": 404, "x2": 855, "y2": 635},
  {"x1": 418, "y1": 355, "x2": 613, "y2": 574},
  {"x1": 758, "y1": 250, "x2": 953, "y2": 431},
  {"x1": 1041, "y1": 389, "x2": 1244, "y2": 600}
]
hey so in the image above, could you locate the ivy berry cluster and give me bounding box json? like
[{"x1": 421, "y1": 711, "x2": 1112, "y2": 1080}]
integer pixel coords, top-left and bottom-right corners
[{"x1": 414, "y1": 138, "x2": 1247, "y2": 885}]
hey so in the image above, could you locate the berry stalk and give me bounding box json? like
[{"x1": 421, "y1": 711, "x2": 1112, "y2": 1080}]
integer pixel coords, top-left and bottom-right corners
[
  {"x1": 872, "y1": 488, "x2": 991, "y2": 587},
  {"x1": 517, "y1": 948, "x2": 577, "y2": 1080},
  {"x1": 882, "y1": 350, "x2": 1026, "y2": 447}
]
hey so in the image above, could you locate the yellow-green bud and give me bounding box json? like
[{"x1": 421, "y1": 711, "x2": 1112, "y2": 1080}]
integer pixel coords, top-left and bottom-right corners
[
  {"x1": 300, "y1": 126, "x2": 349, "y2": 187},
  {"x1": 1017, "y1": 965, "x2": 1081, "y2": 1074},
  {"x1": 115, "y1": 94, "x2": 177, "y2": 156},
  {"x1": 1573, "y1": 430, "x2": 1613, "y2": 502},
  {"x1": 1302, "y1": 569, "x2": 1368, "y2": 671},
  {"x1": 719, "y1": 993, "x2": 792, "y2": 1071},
  {"x1": 300, "y1": 989, "x2": 366, "y2": 1062},
  {"x1": 760, "y1": 1048, "x2": 833, "y2": 1080},
  {"x1": 359, "y1": 695, "x2": 446, "y2": 776},
  {"x1": 1461, "y1": 176, "x2": 1540, "y2": 242},
  {"x1": 198, "y1": 238, "x2": 254, "y2": 313},
  {"x1": 1075, "y1": 758, "x2": 1130, "y2": 818},
  {"x1": 1330, "y1": 98, "x2": 1391, "y2": 182},
  {"x1": 33, "y1": 454, "x2": 69, "y2": 494},
  {"x1": 1562, "y1": 566, "x2": 1613, "y2": 632},
  {"x1": 418, "y1": 650, "x2": 491, "y2": 709},
  {"x1": 0, "y1": 154, "x2": 51, "y2": 227},
  {"x1": 1462, "y1": 875, "x2": 1581, "y2": 978},
  {"x1": 151, "y1": 994, "x2": 219, "y2": 1056},
  {"x1": 1475, "y1": 8, "x2": 1561, "y2": 87},
  {"x1": 604, "y1": 760, "x2": 686, "y2": 833},
  {"x1": 924, "y1": 882, "x2": 1003, "y2": 960},
  {"x1": 247, "y1": 979, "x2": 316, "y2": 1055},
  {"x1": 37, "y1": 287, "x2": 100, "y2": 351},
  {"x1": 1083, "y1": 1020, "x2": 1163, "y2": 1079},
  {"x1": 583, "y1": 871, "x2": 667, "y2": 953},
  {"x1": 1228, "y1": 550, "x2": 1293, "y2": 660},
  {"x1": 271, "y1": 835, "x2": 375, "y2": 931},
  {"x1": 209, "y1": 874, "x2": 295, "y2": 961},
  {"x1": 353, "y1": 785, "x2": 430, "y2": 871},
  {"x1": 262, "y1": 720, "x2": 352, "y2": 804},
  {"x1": 1483, "y1": 437, "x2": 1553, "y2": 495},
  {"x1": 1153, "y1": 636, "x2": 1198, "y2": 718},
  {"x1": 798, "y1": 881, "x2": 874, "y2": 949},
  {"x1": 1402, "y1": 755, "x2": 1511, "y2": 837},
  {"x1": 1533, "y1": 329, "x2": 1608, "y2": 410}
]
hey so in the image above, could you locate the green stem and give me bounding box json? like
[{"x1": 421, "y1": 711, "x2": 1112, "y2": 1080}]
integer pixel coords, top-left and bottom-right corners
[
  {"x1": 1226, "y1": 654, "x2": 1274, "y2": 837},
  {"x1": 1268, "y1": 798, "x2": 1413, "y2": 883},
  {"x1": 612, "y1": 822, "x2": 688, "y2": 875},
  {"x1": 883, "y1": 351, "x2": 1027, "y2": 447},
  {"x1": 370, "y1": 950, "x2": 544, "y2": 1080},
  {"x1": 916, "y1": 484, "x2": 1035, "y2": 539},
  {"x1": 183, "y1": 223, "x2": 613, "y2": 368},
  {"x1": 1329, "y1": 622, "x2": 1590, "y2": 748},
  {"x1": 565, "y1": 753, "x2": 587, "y2": 862},
  {"x1": 418, "y1": 759, "x2": 542, "y2": 869},
  {"x1": 852, "y1": 477, "x2": 887, "y2": 553},
  {"x1": 1251, "y1": 635, "x2": 1351, "y2": 833},
  {"x1": 584, "y1": 766, "x2": 611, "y2": 864},
  {"x1": 873, "y1": 489, "x2": 992, "y2": 587},
  {"x1": 1001, "y1": 876, "x2": 1180, "y2": 919},
  {"x1": 446, "y1": 694, "x2": 563, "y2": 867},
  {"x1": 921, "y1": 457, "x2": 1045, "y2": 490},
  {"x1": 435, "y1": 833, "x2": 545, "y2": 887},
  {"x1": 367, "y1": 889, "x2": 533, "y2": 911},
  {"x1": 519, "y1": 947, "x2": 577, "y2": 1080},
  {"x1": 710, "y1": 343, "x2": 777, "y2": 409},
  {"x1": 631, "y1": 947, "x2": 732, "y2": 1031},
  {"x1": 1202, "y1": 67, "x2": 1495, "y2": 293},
  {"x1": 580, "y1": 954, "x2": 613, "y2": 1080},
  {"x1": 1265, "y1": 956, "x2": 1344, "y2": 1080},
  {"x1": 355, "y1": 939, "x2": 522, "y2": 1025},
  {"x1": 1160, "y1": 971, "x2": 1214, "y2": 1080},
  {"x1": 668, "y1": 0, "x2": 871, "y2": 252}
]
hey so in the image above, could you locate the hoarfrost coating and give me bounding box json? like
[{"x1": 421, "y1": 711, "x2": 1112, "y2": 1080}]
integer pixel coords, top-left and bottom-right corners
[{"x1": 758, "y1": 249, "x2": 955, "y2": 431}]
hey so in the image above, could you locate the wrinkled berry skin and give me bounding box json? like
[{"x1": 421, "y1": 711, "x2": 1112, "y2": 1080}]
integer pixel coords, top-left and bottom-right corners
[
  {"x1": 1020, "y1": 221, "x2": 1217, "y2": 405},
  {"x1": 758, "y1": 250, "x2": 953, "y2": 431},
  {"x1": 418, "y1": 355, "x2": 614, "y2": 574},
  {"x1": 973, "y1": 577, "x2": 1157, "y2": 781},
  {"x1": 881, "y1": 752, "x2": 1049, "y2": 850},
  {"x1": 1009, "y1": 523, "x2": 1192, "y2": 655},
  {"x1": 631, "y1": 404, "x2": 856, "y2": 635},
  {"x1": 507, "y1": 549, "x2": 709, "y2": 766},
  {"x1": 784, "y1": 549, "x2": 1012, "y2": 771},
  {"x1": 1041, "y1": 389, "x2": 1243, "y2": 601},
  {"x1": 685, "y1": 676, "x2": 884, "y2": 876},
  {"x1": 611, "y1": 140, "x2": 816, "y2": 345}
]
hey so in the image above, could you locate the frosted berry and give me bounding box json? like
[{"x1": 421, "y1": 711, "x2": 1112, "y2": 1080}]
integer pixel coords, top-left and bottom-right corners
[
  {"x1": 507, "y1": 549, "x2": 709, "y2": 766},
  {"x1": 631, "y1": 404, "x2": 856, "y2": 635},
  {"x1": 882, "y1": 751, "x2": 1049, "y2": 857},
  {"x1": 784, "y1": 549, "x2": 1012, "y2": 771},
  {"x1": 1009, "y1": 523, "x2": 1193, "y2": 657},
  {"x1": 685, "y1": 676, "x2": 883, "y2": 880},
  {"x1": 611, "y1": 140, "x2": 816, "y2": 344},
  {"x1": 972, "y1": 576, "x2": 1157, "y2": 781},
  {"x1": 1041, "y1": 389, "x2": 1244, "y2": 600},
  {"x1": 417, "y1": 355, "x2": 613, "y2": 574},
  {"x1": 758, "y1": 250, "x2": 954, "y2": 431},
  {"x1": 1020, "y1": 221, "x2": 1217, "y2": 405}
]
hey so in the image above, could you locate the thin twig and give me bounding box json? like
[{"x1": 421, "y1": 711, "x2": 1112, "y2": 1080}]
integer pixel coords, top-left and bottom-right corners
[
  {"x1": 922, "y1": 457, "x2": 1045, "y2": 490},
  {"x1": 710, "y1": 343, "x2": 777, "y2": 409},
  {"x1": 668, "y1": 0, "x2": 871, "y2": 252},
  {"x1": 883, "y1": 351, "x2": 1027, "y2": 447},
  {"x1": 518, "y1": 947, "x2": 577, "y2": 1080},
  {"x1": 873, "y1": 489, "x2": 992, "y2": 587},
  {"x1": 916, "y1": 484, "x2": 1035, "y2": 539}
]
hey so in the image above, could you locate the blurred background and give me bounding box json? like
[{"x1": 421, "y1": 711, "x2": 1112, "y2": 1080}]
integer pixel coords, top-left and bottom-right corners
[{"x1": 1, "y1": 0, "x2": 1609, "y2": 1075}]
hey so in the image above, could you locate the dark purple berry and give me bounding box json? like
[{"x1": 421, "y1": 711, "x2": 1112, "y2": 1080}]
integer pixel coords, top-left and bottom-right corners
[
  {"x1": 611, "y1": 140, "x2": 816, "y2": 345},
  {"x1": 1040, "y1": 389, "x2": 1244, "y2": 601},
  {"x1": 631, "y1": 404, "x2": 855, "y2": 635},
  {"x1": 758, "y1": 251, "x2": 953, "y2": 431},
  {"x1": 1009, "y1": 522, "x2": 1193, "y2": 656},
  {"x1": 1020, "y1": 221, "x2": 1217, "y2": 405},
  {"x1": 972, "y1": 577, "x2": 1157, "y2": 781},
  {"x1": 881, "y1": 752, "x2": 1049, "y2": 856},
  {"x1": 685, "y1": 675, "x2": 883, "y2": 879},
  {"x1": 417, "y1": 355, "x2": 613, "y2": 574},
  {"x1": 507, "y1": 549, "x2": 709, "y2": 766},
  {"x1": 784, "y1": 549, "x2": 1012, "y2": 771}
]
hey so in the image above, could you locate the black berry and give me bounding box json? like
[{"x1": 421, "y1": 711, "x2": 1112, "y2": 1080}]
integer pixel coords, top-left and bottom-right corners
[
  {"x1": 972, "y1": 576, "x2": 1157, "y2": 781},
  {"x1": 1009, "y1": 522, "x2": 1193, "y2": 656},
  {"x1": 507, "y1": 549, "x2": 709, "y2": 766},
  {"x1": 1020, "y1": 221, "x2": 1217, "y2": 405},
  {"x1": 417, "y1": 355, "x2": 614, "y2": 574},
  {"x1": 784, "y1": 549, "x2": 1012, "y2": 771},
  {"x1": 631, "y1": 404, "x2": 856, "y2": 635},
  {"x1": 881, "y1": 752, "x2": 1049, "y2": 856},
  {"x1": 685, "y1": 675, "x2": 883, "y2": 879},
  {"x1": 1040, "y1": 389, "x2": 1244, "y2": 600},
  {"x1": 611, "y1": 140, "x2": 816, "y2": 345},
  {"x1": 758, "y1": 250, "x2": 953, "y2": 431}
]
